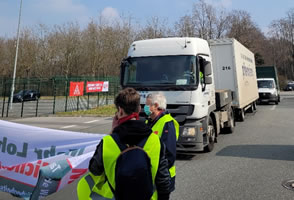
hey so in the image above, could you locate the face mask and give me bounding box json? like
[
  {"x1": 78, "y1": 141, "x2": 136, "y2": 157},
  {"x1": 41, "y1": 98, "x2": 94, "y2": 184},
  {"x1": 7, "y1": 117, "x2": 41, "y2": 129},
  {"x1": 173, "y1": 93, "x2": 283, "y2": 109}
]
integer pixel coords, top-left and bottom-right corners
[{"x1": 144, "y1": 105, "x2": 152, "y2": 116}]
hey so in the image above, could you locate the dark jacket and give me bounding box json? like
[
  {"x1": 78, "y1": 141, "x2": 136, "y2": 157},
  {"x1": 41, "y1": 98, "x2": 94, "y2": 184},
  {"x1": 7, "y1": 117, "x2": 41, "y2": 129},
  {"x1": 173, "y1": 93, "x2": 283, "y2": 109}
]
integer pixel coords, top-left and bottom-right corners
[{"x1": 89, "y1": 119, "x2": 171, "y2": 199}]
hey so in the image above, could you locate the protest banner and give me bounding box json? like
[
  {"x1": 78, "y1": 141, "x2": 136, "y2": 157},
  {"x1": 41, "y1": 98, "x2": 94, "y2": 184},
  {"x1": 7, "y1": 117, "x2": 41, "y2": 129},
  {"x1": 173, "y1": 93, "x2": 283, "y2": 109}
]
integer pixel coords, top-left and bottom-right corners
[
  {"x1": 86, "y1": 81, "x2": 109, "y2": 93},
  {"x1": 69, "y1": 82, "x2": 84, "y2": 96},
  {"x1": 0, "y1": 120, "x2": 105, "y2": 199}
]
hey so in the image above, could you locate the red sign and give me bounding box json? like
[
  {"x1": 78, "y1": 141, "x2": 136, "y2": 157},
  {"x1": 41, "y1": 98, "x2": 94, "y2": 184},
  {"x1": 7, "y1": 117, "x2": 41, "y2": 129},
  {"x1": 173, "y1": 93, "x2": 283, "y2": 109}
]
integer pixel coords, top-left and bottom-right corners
[
  {"x1": 86, "y1": 81, "x2": 109, "y2": 93},
  {"x1": 69, "y1": 82, "x2": 84, "y2": 96}
]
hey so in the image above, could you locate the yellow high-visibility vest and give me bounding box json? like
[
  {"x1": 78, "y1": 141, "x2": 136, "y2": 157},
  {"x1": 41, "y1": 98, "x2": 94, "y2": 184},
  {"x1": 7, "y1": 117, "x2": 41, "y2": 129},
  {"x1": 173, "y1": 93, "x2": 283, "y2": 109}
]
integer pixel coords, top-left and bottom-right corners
[
  {"x1": 77, "y1": 133, "x2": 161, "y2": 200},
  {"x1": 146, "y1": 113, "x2": 179, "y2": 178},
  {"x1": 77, "y1": 172, "x2": 114, "y2": 200}
]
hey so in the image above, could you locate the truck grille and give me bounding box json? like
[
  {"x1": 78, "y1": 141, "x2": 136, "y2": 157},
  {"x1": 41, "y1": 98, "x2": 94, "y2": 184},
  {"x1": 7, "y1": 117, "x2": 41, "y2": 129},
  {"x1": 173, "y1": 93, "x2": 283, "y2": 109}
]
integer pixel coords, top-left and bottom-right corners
[{"x1": 259, "y1": 92, "x2": 271, "y2": 99}]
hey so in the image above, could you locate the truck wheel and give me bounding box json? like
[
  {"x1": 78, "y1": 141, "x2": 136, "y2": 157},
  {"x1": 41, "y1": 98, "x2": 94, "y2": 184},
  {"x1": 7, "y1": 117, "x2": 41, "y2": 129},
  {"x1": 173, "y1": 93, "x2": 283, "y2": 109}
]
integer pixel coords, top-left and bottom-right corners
[
  {"x1": 247, "y1": 103, "x2": 254, "y2": 113},
  {"x1": 248, "y1": 102, "x2": 257, "y2": 113},
  {"x1": 275, "y1": 100, "x2": 278, "y2": 105},
  {"x1": 238, "y1": 109, "x2": 245, "y2": 122},
  {"x1": 278, "y1": 95, "x2": 280, "y2": 102},
  {"x1": 252, "y1": 101, "x2": 257, "y2": 111},
  {"x1": 204, "y1": 117, "x2": 215, "y2": 152}
]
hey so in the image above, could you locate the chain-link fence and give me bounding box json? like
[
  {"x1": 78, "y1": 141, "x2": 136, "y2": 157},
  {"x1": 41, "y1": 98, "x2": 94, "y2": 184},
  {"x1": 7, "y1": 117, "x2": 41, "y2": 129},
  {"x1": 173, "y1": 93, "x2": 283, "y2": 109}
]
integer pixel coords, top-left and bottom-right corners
[{"x1": 0, "y1": 76, "x2": 120, "y2": 118}]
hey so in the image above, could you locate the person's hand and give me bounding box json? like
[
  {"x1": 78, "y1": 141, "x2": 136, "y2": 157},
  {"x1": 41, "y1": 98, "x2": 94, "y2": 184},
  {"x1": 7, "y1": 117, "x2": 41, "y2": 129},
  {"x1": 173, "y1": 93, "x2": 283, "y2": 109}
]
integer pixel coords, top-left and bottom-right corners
[{"x1": 111, "y1": 112, "x2": 119, "y2": 133}]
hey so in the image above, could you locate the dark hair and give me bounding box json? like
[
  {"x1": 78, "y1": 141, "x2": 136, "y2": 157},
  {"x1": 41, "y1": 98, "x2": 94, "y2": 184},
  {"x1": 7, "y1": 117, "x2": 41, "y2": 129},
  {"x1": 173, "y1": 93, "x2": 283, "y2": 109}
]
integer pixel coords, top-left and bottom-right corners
[{"x1": 114, "y1": 87, "x2": 140, "y2": 115}]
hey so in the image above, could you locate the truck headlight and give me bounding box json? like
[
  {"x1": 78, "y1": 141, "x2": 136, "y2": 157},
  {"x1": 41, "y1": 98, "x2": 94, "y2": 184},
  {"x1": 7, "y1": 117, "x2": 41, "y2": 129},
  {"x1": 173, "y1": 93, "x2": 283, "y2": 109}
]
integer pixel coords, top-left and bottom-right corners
[
  {"x1": 270, "y1": 90, "x2": 277, "y2": 95},
  {"x1": 182, "y1": 127, "x2": 196, "y2": 137}
]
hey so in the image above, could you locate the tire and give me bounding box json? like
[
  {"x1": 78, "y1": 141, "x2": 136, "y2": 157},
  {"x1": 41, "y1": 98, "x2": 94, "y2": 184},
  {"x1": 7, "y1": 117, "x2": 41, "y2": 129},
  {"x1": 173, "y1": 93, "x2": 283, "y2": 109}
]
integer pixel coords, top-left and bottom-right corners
[
  {"x1": 247, "y1": 103, "x2": 254, "y2": 113},
  {"x1": 237, "y1": 108, "x2": 245, "y2": 122},
  {"x1": 278, "y1": 95, "x2": 280, "y2": 102},
  {"x1": 204, "y1": 117, "x2": 215, "y2": 152},
  {"x1": 275, "y1": 101, "x2": 278, "y2": 105},
  {"x1": 252, "y1": 101, "x2": 257, "y2": 111},
  {"x1": 248, "y1": 102, "x2": 257, "y2": 113}
]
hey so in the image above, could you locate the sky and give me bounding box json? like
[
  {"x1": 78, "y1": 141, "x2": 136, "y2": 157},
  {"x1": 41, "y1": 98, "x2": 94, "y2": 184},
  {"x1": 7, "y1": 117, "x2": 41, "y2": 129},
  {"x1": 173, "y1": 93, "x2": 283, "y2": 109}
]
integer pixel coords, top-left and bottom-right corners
[{"x1": 1, "y1": 0, "x2": 294, "y2": 38}]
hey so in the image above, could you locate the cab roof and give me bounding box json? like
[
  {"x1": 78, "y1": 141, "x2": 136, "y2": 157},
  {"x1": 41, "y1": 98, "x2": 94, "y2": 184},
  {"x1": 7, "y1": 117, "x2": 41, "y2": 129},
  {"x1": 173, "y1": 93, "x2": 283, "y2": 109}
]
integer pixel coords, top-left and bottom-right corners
[{"x1": 128, "y1": 37, "x2": 211, "y2": 57}]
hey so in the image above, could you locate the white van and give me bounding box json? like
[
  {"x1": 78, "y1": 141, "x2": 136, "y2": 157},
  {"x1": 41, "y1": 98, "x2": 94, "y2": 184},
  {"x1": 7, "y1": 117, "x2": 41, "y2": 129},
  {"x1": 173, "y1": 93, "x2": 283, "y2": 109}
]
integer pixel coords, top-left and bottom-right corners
[{"x1": 257, "y1": 78, "x2": 279, "y2": 104}]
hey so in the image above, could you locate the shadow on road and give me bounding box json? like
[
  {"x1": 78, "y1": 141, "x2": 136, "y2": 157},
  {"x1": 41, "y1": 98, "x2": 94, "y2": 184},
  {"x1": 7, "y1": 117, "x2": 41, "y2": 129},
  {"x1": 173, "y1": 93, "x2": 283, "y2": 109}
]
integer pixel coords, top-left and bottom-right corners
[
  {"x1": 176, "y1": 154, "x2": 195, "y2": 160},
  {"x1": 216, "y1": 145, "x2": 294, "y2": 161}
]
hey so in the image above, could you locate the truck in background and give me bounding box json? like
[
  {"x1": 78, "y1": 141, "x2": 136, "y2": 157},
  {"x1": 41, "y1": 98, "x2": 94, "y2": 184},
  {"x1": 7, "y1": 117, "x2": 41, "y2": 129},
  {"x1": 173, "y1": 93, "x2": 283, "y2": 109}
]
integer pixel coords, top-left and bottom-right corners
[
  {"x1": 256, "y1": 78, "x2": 279, "y2": 104},
  {"x1": 120, "y1": 37, "x2": 257, "y2": 154},
  {"x1": 256, "y1": 66, "x2": 280, "y2": 103},
  {"x1": 209, "y1": 39, "x2": 259, "y2": 121}
]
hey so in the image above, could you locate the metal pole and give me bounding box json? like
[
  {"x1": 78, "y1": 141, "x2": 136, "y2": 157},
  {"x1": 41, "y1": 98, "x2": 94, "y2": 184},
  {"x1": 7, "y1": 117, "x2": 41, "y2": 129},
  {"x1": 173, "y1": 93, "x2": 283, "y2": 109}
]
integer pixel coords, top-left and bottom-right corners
[{"x1": 9, "y1": 0, "x2": 23, "y2": 110}]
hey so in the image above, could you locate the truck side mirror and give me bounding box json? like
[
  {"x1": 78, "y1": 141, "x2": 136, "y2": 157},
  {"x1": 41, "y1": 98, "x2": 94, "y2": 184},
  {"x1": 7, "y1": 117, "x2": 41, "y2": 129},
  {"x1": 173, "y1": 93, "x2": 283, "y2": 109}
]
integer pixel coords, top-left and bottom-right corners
[
  {"x1": 205, "y1": 77, "x2": 212, "y2": 84},
  {"x1": 204, "y1": 61, "x2": 212, "y2": 76}
]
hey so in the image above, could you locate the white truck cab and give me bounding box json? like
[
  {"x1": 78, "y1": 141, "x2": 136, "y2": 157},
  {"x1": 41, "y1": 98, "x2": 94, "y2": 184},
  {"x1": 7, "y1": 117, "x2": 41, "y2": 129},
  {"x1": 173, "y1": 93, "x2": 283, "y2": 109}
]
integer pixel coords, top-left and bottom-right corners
[{"x1": 257, "y1": 78, "x2": 279, "y2": 104}]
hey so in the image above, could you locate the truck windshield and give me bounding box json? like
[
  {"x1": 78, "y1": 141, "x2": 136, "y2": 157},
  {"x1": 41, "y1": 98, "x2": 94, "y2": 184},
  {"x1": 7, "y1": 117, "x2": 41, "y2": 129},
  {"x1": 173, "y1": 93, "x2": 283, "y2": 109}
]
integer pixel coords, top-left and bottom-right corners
[
  {"x1": 258, "y1": 80, "x2": 274, "y2": 88},
  {"x1": 122, "y1": 55, "x2": 198, "y2": 88}
]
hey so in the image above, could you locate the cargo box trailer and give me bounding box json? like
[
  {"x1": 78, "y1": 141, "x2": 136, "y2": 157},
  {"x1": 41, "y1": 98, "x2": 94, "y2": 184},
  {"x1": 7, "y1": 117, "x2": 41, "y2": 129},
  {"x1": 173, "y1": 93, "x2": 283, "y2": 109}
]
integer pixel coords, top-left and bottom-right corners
[{"x1": 209, "y1": 38, "x2": 259, "y2": 121}]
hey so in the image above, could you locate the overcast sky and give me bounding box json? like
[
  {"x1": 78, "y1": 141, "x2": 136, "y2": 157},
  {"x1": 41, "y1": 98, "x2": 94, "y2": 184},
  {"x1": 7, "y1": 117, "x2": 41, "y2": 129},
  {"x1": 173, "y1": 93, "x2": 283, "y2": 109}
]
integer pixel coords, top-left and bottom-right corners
[{"x1": 1, "y1": 0, "x2": 294, "y2": 38}]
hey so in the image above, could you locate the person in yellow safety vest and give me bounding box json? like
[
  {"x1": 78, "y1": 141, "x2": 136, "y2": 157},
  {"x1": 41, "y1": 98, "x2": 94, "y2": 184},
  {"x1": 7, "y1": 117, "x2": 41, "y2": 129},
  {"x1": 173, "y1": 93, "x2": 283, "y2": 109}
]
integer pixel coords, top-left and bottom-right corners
[
  {"x1": 144, "y1": 92, "x2": 179, "y2": 196},
  {"x1": 77, "y1": 88, "x2": 171, "y2": 200},
  {"x1": 200, "y1": 71, "x2": 204, "y2": 83}
]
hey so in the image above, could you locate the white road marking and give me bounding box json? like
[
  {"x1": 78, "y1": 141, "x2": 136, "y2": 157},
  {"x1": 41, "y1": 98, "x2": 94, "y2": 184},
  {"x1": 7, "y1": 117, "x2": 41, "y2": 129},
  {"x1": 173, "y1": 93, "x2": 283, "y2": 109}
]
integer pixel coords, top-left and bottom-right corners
[
  {"x1": 270, "y1": 105, "x2": 276, "y2": 111},
  {"x1": 84, "y1": 119, "x2": 100, "y2": 124},
  {"x1": 61, "y1": 125, "x2": 77, "y2": 129}
]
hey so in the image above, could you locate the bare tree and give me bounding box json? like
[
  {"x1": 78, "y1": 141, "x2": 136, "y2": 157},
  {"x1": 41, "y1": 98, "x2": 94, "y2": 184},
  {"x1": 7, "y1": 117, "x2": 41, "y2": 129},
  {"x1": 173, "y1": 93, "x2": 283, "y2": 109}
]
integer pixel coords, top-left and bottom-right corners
[
  {"x1": 51, "y1": 22, "x2": 82, "y2": 77},
  {"x1": 226, "y1": 10, "x2": 270, "y2": 66},
  {"x1": 136, "y1": 16, "x2": 170, "y2": 40},
  {"x1": 175, "y1": 0, "x2": 230, "y2": 39},
  {"x1": 17, "y1": 28, "x2": 38, "y2": 78},
  {"x1": 82, "y1": 20, "x2": 103, "y2": 76},
  {"x1": 268, "y1": 9, "x2": 294, "y2": 80},
  {"x1": 0, "y1": 38, "x2": 5, "y2": 76},
  {"x1": 227, "y1": 10, "x2": 259, "y2": 47},
  {"x1": 1, "y1": 38, "x2": 18, "y2": 77},
  {"x1": 215, "y1": 8, "x2": 231, "y2": 39},
  {"x1": 174, "y1": 15, "x2": 196, "y2": 37},
  {"x1": 192, "y1": 0, "x2": 213, "y2": 39}
]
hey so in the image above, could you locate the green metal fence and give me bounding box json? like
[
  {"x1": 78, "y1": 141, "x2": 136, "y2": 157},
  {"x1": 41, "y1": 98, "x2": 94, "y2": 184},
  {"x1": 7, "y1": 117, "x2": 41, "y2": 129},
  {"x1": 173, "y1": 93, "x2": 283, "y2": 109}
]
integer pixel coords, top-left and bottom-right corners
[{"x1": 0, "y1": 76, "x2": 120, "y2": 118}]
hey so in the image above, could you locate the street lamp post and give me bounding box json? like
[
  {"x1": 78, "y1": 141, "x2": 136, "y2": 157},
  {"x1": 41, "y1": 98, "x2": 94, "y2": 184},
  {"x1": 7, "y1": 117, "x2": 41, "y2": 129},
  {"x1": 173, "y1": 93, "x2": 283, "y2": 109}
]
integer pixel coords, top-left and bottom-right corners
[{"x1": 9, "y1": 0, "x2": 23, "y2": 109}]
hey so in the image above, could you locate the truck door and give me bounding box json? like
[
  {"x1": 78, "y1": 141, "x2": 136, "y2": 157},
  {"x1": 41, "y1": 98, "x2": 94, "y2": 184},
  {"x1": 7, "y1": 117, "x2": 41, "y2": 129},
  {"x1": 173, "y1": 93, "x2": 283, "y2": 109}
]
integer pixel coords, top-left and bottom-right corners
[{"x1": 198, "y1": 56, "x2": 215, "y2": 108}]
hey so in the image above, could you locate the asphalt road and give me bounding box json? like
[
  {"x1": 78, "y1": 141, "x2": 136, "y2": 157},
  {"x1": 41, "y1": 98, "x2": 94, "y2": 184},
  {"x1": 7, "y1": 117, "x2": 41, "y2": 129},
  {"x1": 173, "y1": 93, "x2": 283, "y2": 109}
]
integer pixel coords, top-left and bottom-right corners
[{"x1": 1, "y1": 91, "x2": 294, "y2": 200}]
